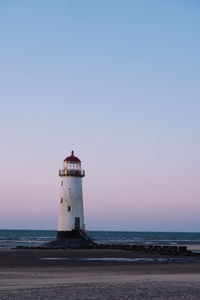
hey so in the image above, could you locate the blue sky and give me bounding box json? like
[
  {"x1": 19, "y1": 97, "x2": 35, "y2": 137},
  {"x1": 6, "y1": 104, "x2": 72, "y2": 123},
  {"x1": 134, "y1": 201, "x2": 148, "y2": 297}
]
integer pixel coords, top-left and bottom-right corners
[{"x1": 0, "y1": 0, "x2": 199, "y2": 231}]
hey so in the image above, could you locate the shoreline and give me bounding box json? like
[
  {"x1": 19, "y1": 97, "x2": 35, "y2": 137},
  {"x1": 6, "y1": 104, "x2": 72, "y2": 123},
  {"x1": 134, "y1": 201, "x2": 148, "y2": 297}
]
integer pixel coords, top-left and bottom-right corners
[
  {"x1": 1, "y1": 249, "x2": 200, "y2": 299},
  {"x1": 1, "y1": 248, "x2": 200, "y2": 267}
]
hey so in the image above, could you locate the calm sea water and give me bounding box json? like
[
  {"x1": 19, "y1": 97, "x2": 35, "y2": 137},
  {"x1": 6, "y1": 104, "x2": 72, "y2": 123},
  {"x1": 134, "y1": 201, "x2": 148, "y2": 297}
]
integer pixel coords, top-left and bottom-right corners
[{"x1": 0, "y1": 230, "x2": 200, "y2": 249}]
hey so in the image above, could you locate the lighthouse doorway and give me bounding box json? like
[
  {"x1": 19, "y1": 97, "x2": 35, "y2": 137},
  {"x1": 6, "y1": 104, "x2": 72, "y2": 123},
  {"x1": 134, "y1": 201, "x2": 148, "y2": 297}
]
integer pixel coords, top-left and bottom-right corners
[{"x1": 75, "y1": 217, "x2": 80, "y2": 230}]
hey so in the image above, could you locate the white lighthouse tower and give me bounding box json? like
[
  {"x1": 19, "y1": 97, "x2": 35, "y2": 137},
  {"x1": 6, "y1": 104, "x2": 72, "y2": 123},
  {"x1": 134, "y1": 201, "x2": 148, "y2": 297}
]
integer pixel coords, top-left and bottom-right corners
[
  {"x1": 41, "y1": 151, "x2": 92, "y2": 248},
  {"x1": 57, "y1": 151, "x2": 87, "y2": 240}
]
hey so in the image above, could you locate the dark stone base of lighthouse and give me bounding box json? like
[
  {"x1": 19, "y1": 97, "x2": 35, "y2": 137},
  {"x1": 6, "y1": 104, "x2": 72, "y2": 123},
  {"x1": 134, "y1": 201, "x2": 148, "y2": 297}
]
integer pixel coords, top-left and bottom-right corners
[{"x1": 40, "y1": 230, "x2": 94, "y2": 249}]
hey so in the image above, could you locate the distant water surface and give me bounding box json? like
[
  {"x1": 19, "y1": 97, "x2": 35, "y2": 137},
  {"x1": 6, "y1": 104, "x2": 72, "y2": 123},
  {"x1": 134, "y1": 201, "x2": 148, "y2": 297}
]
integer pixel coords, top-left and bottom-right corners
[{"x1": 0, "y1": 230, "x2": 200, "y2": 249}]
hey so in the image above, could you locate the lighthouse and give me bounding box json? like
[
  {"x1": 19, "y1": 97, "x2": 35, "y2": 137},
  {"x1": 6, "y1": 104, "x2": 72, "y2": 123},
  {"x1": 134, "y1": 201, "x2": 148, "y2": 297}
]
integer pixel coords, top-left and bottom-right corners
[
  {"x1": 41, "y1": 151, "x2": 92, "y2": 248},
  {"x1": 57, "y1": 151, "x2": 85, "y2": 239}
]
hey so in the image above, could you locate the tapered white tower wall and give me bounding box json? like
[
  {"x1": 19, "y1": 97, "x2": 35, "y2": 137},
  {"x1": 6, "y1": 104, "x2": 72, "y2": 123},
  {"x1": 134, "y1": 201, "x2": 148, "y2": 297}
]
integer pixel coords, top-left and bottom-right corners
[
  {"x1": 57, "y1": 151, "x2": 85, "y2": 239},
  {"x1": 58, "y1": 177, "x2": 84, "y2": 231}
]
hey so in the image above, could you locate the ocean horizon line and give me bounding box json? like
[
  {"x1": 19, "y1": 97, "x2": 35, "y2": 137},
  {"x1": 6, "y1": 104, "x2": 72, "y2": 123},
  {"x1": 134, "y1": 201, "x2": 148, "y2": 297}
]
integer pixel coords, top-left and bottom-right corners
[{"x1": 0, "y1": 228, "x2": 199, "y2": 234}]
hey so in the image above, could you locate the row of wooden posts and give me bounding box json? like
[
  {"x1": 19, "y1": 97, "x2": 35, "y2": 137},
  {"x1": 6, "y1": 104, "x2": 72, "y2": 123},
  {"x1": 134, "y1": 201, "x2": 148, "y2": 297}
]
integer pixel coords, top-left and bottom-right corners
[{"x1": 89, "y1": 243, "x2": 191, "y2": 256}]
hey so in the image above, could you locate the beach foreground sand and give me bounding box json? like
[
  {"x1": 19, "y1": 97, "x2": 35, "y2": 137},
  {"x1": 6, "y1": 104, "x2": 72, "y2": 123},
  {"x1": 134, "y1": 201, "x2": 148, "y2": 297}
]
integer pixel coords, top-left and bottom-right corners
[{"x1": 0, "y1": 249, "x2": 200, "y2": 299}]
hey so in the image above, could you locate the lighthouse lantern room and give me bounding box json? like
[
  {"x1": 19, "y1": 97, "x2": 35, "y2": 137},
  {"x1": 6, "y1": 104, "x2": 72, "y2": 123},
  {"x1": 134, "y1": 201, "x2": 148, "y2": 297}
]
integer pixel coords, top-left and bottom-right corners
[{"x1": 57, "y1": 151, "x2": 86, "y2": 239}]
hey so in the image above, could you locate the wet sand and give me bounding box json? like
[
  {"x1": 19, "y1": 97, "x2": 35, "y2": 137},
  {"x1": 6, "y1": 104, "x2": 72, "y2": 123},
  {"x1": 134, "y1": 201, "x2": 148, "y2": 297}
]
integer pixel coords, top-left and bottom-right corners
[{"x1": 0, "y1": 249, "x2": 200, "y2": 299}]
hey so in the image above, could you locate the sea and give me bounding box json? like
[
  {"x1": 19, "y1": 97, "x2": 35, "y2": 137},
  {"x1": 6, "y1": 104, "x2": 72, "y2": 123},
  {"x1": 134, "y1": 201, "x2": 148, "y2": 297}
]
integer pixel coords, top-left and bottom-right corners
[{"x1": 0, "y1": 230, "x2": 200, "y2": 249}]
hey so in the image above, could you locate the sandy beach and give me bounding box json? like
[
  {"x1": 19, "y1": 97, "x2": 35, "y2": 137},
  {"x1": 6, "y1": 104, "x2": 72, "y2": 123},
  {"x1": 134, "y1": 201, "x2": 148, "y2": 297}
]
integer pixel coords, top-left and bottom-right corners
[{"x1": 0, "y1": 249, "x2": 200, "y2": 299}]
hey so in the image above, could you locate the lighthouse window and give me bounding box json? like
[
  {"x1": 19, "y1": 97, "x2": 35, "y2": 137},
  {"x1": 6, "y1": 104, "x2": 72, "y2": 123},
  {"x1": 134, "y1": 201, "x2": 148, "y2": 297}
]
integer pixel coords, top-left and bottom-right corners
[
  {"x1": 61, "y1": 181, "x2": 63, "y2": 186},
  {"x1": 60, "y1": 198, "x2": 63, "y2": 203},
  {"x1": 67, "y1": 206, "x2": 71, "y2": 212}
]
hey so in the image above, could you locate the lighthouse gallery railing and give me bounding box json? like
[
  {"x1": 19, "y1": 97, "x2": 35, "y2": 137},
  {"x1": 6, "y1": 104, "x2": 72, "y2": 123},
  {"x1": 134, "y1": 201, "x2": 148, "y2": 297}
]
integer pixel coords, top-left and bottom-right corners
[{"x1": 59, "y1": 169, "x2": 85, "y2": 177}]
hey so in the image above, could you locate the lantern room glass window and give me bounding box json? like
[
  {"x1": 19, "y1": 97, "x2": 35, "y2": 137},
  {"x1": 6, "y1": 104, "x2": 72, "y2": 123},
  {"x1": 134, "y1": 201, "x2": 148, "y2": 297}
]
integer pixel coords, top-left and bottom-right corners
[{"x1": 66, "y1": 162, "x2": 81, "y2": 170}]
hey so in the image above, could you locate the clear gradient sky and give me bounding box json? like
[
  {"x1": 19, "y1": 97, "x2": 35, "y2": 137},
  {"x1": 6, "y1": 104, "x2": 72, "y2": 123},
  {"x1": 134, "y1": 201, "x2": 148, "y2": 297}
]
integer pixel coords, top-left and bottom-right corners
[{"x1": 0, "y1": 0, "x2": 199, "y2": 231}]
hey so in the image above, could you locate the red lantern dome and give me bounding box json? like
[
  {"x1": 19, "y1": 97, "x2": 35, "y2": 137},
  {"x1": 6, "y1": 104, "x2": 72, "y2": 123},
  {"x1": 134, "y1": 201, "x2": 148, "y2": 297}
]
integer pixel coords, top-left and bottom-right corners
[{"x1": 64, "y1": 151, "x2": 81, "y2": 163}]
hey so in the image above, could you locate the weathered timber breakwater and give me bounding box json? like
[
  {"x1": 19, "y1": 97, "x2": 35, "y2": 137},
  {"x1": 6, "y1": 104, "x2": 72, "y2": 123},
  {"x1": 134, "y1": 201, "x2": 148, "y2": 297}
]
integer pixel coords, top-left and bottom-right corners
[
  {"x1": 14, "y1": 243, "x2": 196, "y2": 256},
  {"x1": 92, "y1": 244, "x2": 192, "y2": 256}
]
